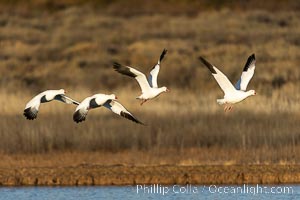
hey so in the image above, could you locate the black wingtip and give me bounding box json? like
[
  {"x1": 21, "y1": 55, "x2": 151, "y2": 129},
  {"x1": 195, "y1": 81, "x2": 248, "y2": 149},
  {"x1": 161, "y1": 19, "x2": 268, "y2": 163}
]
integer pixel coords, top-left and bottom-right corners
[
  {"x1": 243, "y1": 53, "x2": 256, "y2": 71},
  {"x1": 113, "y1": 62, "x2": 121, "y2": 70},
  {"x1": 113, "y1": 62, "x2": 137, "y2": 78},
  {"x1": 23, "y1": 107, "x2": 37, "y2": 120},
  {"x1": 198, "y1": 56, "x2": 217, "y2": 74},
  {"x1": 159, "y1": 49, "x2": 168, "y2": 62},
  {"x1": 73, "y1": 101, "x2": 80, "y2": 105},
  {"x1": 120, "y1": 111, "x2": 145, "y2": 125},
  {"x1": 73, "y1": 110, "x2": 85, "y2": 123}
]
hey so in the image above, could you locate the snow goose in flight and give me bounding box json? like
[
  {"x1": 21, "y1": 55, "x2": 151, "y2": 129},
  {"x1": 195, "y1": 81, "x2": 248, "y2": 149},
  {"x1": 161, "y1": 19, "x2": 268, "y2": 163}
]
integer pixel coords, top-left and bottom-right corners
[
  {"x1": 199, "y1": 54, "x2": 256, "y2": 112},
  {"x1": 113, "y1": 49, "x2": 169, "y2": 105},
  {"x1": 24, "y1": 89, "x2": 79, "y2": 120},
  {"x1": 73, "y1": 93, "x2": 144, "y2": 124}
]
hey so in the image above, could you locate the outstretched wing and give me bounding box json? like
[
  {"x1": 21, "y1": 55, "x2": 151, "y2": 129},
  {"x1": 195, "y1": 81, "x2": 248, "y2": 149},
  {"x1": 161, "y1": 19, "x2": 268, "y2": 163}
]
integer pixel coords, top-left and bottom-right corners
[
  {"x1": 199, "y1": 57, "x2": 236, "y2": 95},
  {"x1": 113, "y1": 62, "x2": 151, "y2": 94},
  {"x1": 54, "y1": 94, "x2": 80, "y2": 105},
  {"x1": 73, "y1": 107, "x2": 89, "y2": 123},
  {"x1": 148, "y1": 49, "x2": 168, "y2": 88},
  {"x1": 235, "y1": 54, "x2": 256, "y2": 91},
  {"x1": 23, "y1": 94, "x2": 42, "y2": 120},
  {"x1": 72, "y1": 97, "x2": 92, "y2": 123},
  {"x1": 104, "y1": 100, "x2": 144, "y2": 125},
  {"x1": 23, "y1": 107, "x2": 39, "y2": 120}
]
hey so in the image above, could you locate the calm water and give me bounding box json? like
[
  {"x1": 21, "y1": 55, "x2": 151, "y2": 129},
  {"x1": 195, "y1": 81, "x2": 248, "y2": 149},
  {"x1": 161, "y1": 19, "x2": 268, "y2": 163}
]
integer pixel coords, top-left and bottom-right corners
[{"x1": 0, "y1": 185, "x2": 299, "y2": 200}]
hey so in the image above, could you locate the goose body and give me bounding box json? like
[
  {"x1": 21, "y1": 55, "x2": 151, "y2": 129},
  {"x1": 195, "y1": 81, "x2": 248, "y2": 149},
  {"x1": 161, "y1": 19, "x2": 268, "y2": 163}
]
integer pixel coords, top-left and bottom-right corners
[
  {"x1": 199, "y1": 54, "x2": 257, "y2": 111},
  {"x1": 113, "y1": 49, "x2": 169, "y2": 105},
  {"x1": 73, "y1": 93, "x2": 144, "y2": 124},
  {"x1": 24, "y1": 89, "x2": 79, "y2": 120}
]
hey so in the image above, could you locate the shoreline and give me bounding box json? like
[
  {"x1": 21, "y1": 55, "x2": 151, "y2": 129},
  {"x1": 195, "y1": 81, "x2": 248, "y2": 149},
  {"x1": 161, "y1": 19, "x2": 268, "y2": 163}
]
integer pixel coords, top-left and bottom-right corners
[{"x1": 1, "y1": 165, "x2": 300, "y2": 186}]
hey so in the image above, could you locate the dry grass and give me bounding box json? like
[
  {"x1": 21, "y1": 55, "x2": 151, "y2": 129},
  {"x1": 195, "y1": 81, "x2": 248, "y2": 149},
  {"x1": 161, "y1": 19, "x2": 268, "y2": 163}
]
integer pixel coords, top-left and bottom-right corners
[
  {"x1": 1, "y1": 146, "x2": 300, "y2": 168},
  {"x1": 0, "y1": 7, "x2": 300, "y2": 92},
  {"x1": 0, "y1": 88, "x2": 300, "y2": 165},
  {"x1": 0, "y1": 4, "x2": 299, "y2": 165}
]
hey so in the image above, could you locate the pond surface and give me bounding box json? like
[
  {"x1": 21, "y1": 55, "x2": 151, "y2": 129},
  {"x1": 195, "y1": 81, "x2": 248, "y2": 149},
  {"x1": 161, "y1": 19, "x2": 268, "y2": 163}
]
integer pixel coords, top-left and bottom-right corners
[{"x1": 0, "y1": 184, "x2": 299, "y2": 200}]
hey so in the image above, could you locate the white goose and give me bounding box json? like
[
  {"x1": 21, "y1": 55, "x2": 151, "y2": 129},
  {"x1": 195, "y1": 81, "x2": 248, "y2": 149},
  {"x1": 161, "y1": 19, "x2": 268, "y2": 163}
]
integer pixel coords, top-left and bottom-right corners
[
  {"x1": 199, "y1": 54, "x2": 257, "y2": 112},
  {"x1": 113, "y1": 49, "x2": 170, "y2": 105},
  {"x1": 73, "y1": 93, "x2": 144, "y2": 124},
  {"x1": 24, "y1": 89, "x2": 79, "y2": 120}
]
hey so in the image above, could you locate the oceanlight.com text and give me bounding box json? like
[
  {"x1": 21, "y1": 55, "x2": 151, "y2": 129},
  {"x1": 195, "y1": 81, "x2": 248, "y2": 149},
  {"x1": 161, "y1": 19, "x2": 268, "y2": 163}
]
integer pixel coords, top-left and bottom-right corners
[
  {"x1": 208, "y1": 184, "x2": 293, "y2": 195},
  {"x1": 136, "y1": 184, "x2": 293, "y2": 196}
]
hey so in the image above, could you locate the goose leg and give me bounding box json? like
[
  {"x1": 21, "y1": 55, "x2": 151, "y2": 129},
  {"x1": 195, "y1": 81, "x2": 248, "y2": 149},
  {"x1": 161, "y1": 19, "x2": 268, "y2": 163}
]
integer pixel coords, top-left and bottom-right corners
[
  {"x1": 224, "y1": 105, "x2": 228, "y2": 112},
  {"x1": 140, "y1": 99, "x2": 147, "y2": 106},
  {"x1": 228, "y1": 105, "x2": 233, "y2": 112}
]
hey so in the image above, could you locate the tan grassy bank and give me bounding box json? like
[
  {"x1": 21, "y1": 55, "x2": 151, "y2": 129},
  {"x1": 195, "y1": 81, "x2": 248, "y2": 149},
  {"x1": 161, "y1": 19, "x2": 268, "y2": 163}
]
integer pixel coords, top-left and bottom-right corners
[
  {"x1": 0, "y1": 151, "x2": 300, "y2": 186},
  {"x1": 1, "y1": 165, "x2": 300, "y2": 186}
]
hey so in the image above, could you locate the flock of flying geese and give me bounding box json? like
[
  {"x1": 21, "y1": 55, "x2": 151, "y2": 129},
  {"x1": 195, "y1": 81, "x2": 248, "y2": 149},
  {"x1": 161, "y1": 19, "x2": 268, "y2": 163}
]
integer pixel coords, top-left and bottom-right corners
[{"x1": 23, "y1": 49, "x2": 257, "y2": 124}]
